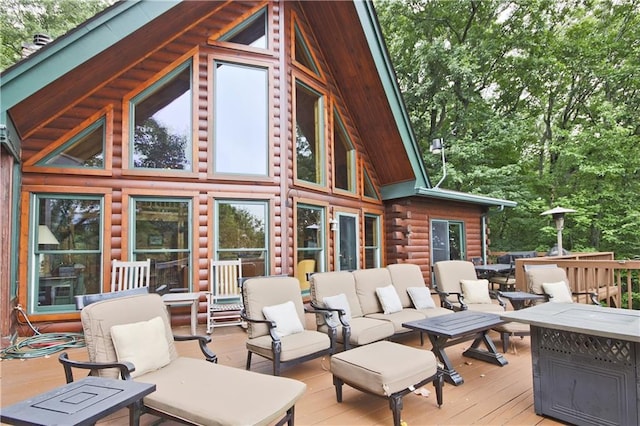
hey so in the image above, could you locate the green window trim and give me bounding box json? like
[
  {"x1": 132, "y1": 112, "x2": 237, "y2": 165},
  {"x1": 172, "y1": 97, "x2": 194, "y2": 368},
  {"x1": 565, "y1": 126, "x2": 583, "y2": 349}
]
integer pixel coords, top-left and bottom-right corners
[
  {"x1": 293, "y1": 22, "x2": 320, "y2": 77},
  {"x1": 37, "y1": 117, "x2": 106, "y2": 169},
  {"x1": 333, "y1": 109, "x2": 356, "y2": 194},
  {"x1": 295, "y1": 79, "x2": 325, "y2": 187}
]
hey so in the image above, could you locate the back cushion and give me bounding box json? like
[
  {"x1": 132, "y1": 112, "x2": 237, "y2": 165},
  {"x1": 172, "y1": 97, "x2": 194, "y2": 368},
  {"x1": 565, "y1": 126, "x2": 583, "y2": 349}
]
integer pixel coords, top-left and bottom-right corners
[
  {"x1": 387, "y1": 263, "x2": 426, "y2": 308},
  {"x1": 526, "y1": 267, "x2": 569, "y2": 295},
  {"x1": 81, "y1": 293, "x2": 177, "y2": 379},
  {"x1": 242, "y1": 276, "x2": 305, "y2": 339},
  {"x1": 352, "y1": 268, "x2": 393, "y2": 315},
  {"x1": 310, "y1": 271, "x2": 363, "y2": 326}
]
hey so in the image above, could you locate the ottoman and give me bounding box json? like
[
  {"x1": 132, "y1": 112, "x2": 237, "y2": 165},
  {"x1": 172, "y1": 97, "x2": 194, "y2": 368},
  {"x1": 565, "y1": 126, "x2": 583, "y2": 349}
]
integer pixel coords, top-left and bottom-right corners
[{"x1": 330, "y1": 341, "x2": 443, "y2": 426}]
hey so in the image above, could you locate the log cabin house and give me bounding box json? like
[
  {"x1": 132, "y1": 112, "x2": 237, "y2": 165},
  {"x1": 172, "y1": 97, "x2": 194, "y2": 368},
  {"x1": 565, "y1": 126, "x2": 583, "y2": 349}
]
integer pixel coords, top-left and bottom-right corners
[{"x1": 0, "y1": 0, "x2": 515, "y2": 342}]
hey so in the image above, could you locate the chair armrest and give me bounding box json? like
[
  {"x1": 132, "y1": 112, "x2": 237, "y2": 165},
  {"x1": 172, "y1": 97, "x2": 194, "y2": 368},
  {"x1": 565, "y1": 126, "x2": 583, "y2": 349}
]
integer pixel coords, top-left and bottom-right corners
[
  {"x1": 309, "y1": 302, "x2": 347, "y2": 328},
  {"x1": 490, "y1": 290, "x2": 507, "y2": 308},
  {"x1": 572, "y1": 291, "x2": 599, "y2": 305},
  {"x1": 58, "y1": 352, "x2": 134, "y2": 383},
  {"x1": 173, "y1": 334, "x2": 217, "y2": 363},
  {"x1": 436, "y1": 290, "x2": 466, "y2": 310},
  {"x1": 240, "y1": 309, "x2": 280, "y2": 341}
]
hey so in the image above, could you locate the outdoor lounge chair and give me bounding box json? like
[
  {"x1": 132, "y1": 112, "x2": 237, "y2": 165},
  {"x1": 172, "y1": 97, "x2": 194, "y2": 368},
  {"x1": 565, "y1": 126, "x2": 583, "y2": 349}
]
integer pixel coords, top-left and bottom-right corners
[
  {"x1": 59, "y1": 293, "x2": 306, "y2": 426},
  {"x1": 526, "y1": 266, "x2": 599, "y2": 305},
  {"x1": 242, "y1": 276, "x2": 335, "y2": 375}
]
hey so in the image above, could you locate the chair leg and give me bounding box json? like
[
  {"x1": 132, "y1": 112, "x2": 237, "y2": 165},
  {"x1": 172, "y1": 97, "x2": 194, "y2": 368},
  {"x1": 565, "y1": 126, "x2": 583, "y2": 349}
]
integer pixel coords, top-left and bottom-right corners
[
  {"x1": 389, "y1": 394, "x2": 403, "y2": 426},
  {"x1": 245, "y1": 351, "x2": 252, "y2": 370},
  {"x1": 433, "y1": 372, "x2": 443, "y2": 407}
]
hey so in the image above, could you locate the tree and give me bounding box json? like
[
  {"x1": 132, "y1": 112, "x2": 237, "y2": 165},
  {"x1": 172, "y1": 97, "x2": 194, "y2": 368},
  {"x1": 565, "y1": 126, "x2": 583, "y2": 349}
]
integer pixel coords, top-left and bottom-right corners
[
  {"x1": 377, "y1": 0, "x2": 640, "y2": 258},
  {"x1": 1, "y1": 0, "x2": 113, "y2": 71}
]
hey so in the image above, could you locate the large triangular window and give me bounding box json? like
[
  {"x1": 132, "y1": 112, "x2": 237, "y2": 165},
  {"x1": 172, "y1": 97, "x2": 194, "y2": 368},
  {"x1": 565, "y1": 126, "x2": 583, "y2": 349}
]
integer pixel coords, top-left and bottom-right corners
[
  {"x1": 37, "y1": 117, "x2": 105, "y2": 168},
  {"x1": 293, "y1": 22, "x2": 320, "y2": 77},
  {"x1": 219, "y1": 7, "x2": 267, "y2": 49}
]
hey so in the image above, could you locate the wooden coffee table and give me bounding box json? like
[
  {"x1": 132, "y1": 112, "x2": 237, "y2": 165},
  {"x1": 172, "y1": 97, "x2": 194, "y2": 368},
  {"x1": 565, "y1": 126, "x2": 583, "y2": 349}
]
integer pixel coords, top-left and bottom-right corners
[
  {"x1": 0, "y1": 376, "x2": 155, "y2": 425},
  {"x1": 403, "y1": 310, "x2": 508, "y2": 385}
]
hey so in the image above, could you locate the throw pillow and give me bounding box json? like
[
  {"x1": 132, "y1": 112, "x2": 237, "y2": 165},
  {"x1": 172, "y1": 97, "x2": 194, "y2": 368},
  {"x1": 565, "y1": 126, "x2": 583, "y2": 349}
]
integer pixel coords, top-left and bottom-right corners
[
  {"x1": 110, "y1": 316, "x2": 171, "y2": 378},
  {"x1": 407, "y1": 287, "x2": 436, "y2": 309},
  {"x1": 375, "y1": 285, "x2": 403, "y2": 314},
  {"x1": 460, "y1": 279, "x2": 492, "y2": 304},
  {"x1": 322, "y1": 293, "x2": 352, "y2": 328},
  {"x1": 262, "y1": 301, "x2": 304, "y2": 338},
  {"x1": 542, "y1": 281, "x2": 573, "y2": 303}
]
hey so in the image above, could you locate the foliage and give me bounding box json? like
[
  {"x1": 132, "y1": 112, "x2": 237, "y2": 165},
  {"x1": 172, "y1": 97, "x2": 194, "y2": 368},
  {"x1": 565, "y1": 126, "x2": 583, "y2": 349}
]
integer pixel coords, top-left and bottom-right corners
[
  {"x1": 377, "y1": 0, "x2": 640, "y2": 258},
  {"x1": 1, "y1": 0, "x2": 113, "y2": 71}
]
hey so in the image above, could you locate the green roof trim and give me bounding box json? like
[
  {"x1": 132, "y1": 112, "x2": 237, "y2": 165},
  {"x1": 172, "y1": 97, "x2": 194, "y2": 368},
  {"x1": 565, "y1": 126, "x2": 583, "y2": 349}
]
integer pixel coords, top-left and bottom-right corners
[
  {"x1": 0, "y1": 0, "x2": 180, "y2": 125},
  {"x1": 416, "y1": 187, "x2": 517, "y2": 208}
]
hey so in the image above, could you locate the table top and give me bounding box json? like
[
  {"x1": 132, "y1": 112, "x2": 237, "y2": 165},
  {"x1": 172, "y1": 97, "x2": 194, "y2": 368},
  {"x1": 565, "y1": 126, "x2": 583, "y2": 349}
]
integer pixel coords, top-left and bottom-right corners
[
  {"x1": 474, "y1": 263, "x2": 512, "y2": 274},
  {"x1": 0, "y1": 376, "x2": 155, "y2": 426},
  {"x1": 498, "y1": 291, "x2": 547, "y2": 302},
  {"x1": 161, "y1": 292, "x2": 199, "y2": 302},
  {"x1": 403, "y1": 311, "x2": 504, "y2": 338},
  {"x1": 501, "y1": 303, "x2": 640, "y2": 342}
]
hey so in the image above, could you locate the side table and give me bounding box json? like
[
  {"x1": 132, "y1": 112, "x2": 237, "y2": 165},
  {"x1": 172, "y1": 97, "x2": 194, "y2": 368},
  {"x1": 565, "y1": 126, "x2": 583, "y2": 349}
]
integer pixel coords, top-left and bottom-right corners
[
  {"x1": 498, "y1": 291, "x2": 546, "y2": 310},
  {"x1": 0, "y1": 376, "x2": 155, "y2": 426},
  {"x1": 162, "y1": 291, "x2": 200, "y2": 335}
]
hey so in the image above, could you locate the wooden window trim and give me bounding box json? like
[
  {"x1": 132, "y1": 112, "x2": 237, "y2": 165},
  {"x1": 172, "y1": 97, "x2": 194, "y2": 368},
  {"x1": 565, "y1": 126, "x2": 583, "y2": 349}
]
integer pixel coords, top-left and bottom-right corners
[
  {"x1": 290, "y1": 10, "x2": 326, "y2": 83},
  {"x1": 331, "y1": 105, "x2": 359, "y2": 199},
  {"x1": 207, "y1": 2, "x2": 275, "y2": 57}
]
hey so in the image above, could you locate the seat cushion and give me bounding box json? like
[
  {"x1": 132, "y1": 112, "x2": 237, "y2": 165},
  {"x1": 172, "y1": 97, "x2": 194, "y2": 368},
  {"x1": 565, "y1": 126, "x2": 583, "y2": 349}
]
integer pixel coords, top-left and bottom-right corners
[
  {"x1": 417, "y1": 306, "x2": 455, "y2": 318},
  {"x1": 246, "y1": 330, "x2": 330, "y2": 362},
  {"x1": 366, "y1": 308, "x2": 426, "y2": 333},
  {"x1": 333, "y1": 316, "x2": 395, "y2": 346},
  {"x1": 139, "y1": 357, "x2": 306, "y2": 426},
  {"x1": 465, "y1": 303, "x2": 505, "y2": 313},
  {"x1": 331, "y1": 341, "x2": 437, "y2": 396}
]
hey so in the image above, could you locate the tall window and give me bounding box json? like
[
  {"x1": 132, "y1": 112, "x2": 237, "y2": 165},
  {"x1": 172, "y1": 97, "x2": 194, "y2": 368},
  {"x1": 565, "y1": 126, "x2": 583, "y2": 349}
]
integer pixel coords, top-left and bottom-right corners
[
  {"x1": 32, "y1": 195, "x2": 102, "y2": 312},
  {"x1": 333, "y1": 110, "x2": 356, "y2": 193},
  {"x1": 364, "y1": 214, "x2": 381, "y2": 268},
  {"x1": 216, "y1": 200, "x2": 268, "y2": 277},
  {"x1": 296, "y1": 204, "x2": 325, "y2": 273},
  {"x1": 431, "y1": 220, "x2": 465, "y2": 264},
  {"x1": 295, "y1": 80, "x2": 324, "y2": 185},
  {"x1": 214, "y1": 61, "x2": 268, "y2": 175},
  {"x1": 130, "y1": 61, "x2": 192, "y2": 170},
  {"x1": 132, "y1": 198, "x2": 191, "y2": 292}
]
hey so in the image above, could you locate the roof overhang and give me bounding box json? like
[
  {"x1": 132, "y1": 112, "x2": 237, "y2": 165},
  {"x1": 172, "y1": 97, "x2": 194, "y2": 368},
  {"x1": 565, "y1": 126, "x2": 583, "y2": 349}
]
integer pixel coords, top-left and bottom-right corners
[{"x1": 415, "y1": 187, "x2": 517, "y2": 208}]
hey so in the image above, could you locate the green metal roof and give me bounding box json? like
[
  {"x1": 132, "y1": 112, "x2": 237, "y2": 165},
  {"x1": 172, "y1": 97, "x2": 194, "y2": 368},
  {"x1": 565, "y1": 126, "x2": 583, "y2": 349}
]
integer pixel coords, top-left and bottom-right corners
[{"x1": 0, "y1": 0, "x2": 180, "y2": 126}]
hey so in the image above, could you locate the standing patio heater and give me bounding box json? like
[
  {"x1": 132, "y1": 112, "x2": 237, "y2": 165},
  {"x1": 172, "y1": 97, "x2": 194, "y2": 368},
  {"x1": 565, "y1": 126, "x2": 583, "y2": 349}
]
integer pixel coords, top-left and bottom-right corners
[{"x1": 540, "y1": 206, "x2": 576, "y2": 257}]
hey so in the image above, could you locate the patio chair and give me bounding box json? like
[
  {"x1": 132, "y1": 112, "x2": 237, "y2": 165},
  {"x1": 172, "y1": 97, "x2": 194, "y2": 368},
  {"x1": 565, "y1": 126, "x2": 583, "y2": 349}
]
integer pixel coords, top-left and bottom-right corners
[
  {"x1": 59, "y1": 293, "x2": 306, "y2": 426},
  {"x1": 488, "y1": 262, "x2": 516, "y2": 292},
  {"x1": 110, "y1": 259, "x2": 151, "y2": 292},
  {"x1": 434, "y1": 260, "x2": 528, "y2": 352},
  {"x1": 526, "y1": 266, "x2": 598, "y2": 305},
  {"x1": 206, "y1": 258, "x2": 243, "y2": 333},
  {"x1": 242, "y1": 276, "x2": 335, "y2": 375}
]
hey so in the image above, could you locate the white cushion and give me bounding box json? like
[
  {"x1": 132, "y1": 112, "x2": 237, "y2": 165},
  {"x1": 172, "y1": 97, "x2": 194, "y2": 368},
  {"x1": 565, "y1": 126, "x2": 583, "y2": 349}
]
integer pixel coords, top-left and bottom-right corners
[
  {"x1": 542, "y1": 281, "x2": 573, "y2": 303},
  {"x1": 262, "y1": 301, "x2": 304, "y2": 337},
  {"x1": 460, "y1": 279, "x2": 492, "y2": 304},
  {"x1": 407, "y1": 287, "x2": 436, "y2": 309},
  {"x1": 110, "y1": 316, "x2": 171, "y2": 378},
  {"x1": 375, "y1": 285, "x2": 403, "y2": 314},
  {"x1": 323, "y1": 293, "x2": 352, "y2": 328}
]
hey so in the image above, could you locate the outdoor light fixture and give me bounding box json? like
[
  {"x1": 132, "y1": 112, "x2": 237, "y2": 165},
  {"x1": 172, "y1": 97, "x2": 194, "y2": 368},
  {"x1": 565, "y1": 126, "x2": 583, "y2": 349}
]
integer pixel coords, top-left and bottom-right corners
[
  {"x1": 430, "y1": 138, "x2": 446, "y2": 189},
  {"x1": 540, "y1": 206, "x2": 576, "y2": 257},
  {"x1": 38, "y1": 225, "x2": 59, "y2": 276},
  {"x1": 330, "y1": 218, "x2": 338, "y2": 232}
]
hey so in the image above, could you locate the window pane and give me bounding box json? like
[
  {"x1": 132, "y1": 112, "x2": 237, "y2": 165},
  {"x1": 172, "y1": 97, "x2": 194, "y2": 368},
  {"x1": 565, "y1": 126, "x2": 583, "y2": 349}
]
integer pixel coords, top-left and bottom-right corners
[
  {"x1": 42, "y1": 119, "x2": 104, "y2": 168},
  {"x1": 214, "y1": 62, "x2": 268, "y2": 175},
  {"x1": 364, "y1": 214, "x2": 380, "y2": 268},
  {"x1": 133, "y1": 199, "x2": 191, "y2": 292},
  {"x1": 35, "y1": 196, "x2": 102, "y2": 311},
  {"x1": 295, "y1": 81, "x2": 323, "y2": 184},
  {"x1": 132, "y1": 64, "x2": 192, "y2": 170},
  {"x1": 220, "y1": 8, "x2": 267, "y2": 49},
  {"x1": 334, "y1": 112, "x2": 355, "y2": 192},
  {"x1": 363, "y1": 169, "x2": 378, "y2": 199},
  {"x1": 294, "y1": 24, "x2": 319, "y2": 75},
  {"x1": 217, "y1": 201, "x2": 268, "y2": 277}
]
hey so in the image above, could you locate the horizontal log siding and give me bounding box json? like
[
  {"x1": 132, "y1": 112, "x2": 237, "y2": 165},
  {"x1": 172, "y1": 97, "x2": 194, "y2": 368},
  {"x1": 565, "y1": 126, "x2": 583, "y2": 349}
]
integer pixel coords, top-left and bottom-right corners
[{"x1": 385, "y1": 198, "x2": 486, "y2": 286}]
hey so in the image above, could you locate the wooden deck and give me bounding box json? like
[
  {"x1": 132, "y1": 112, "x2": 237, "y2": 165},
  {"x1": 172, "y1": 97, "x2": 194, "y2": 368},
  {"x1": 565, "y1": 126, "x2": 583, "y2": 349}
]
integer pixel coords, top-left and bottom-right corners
[{"x1": 1, "y1": 318, "x2": 565, "y2": 426}]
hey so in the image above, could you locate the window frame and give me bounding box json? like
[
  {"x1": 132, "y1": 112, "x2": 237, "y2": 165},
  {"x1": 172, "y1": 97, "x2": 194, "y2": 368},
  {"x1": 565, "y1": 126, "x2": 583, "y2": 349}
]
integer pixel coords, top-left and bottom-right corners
[
  {"x1": 332, "y1": 107, "x2": 357, "y2": 196},
  {"x1": 294, "y1": 201, "x2": 328, "y2": 275},
  {"x1": 363, "y1": 213, "x2": 382, "y2": 268},
  {"x1": 122, "y1": 51, "x2": 199, "y2": 178},
  {"x1": 430, "y1": 219, "x2": 466, "y2": 264}
]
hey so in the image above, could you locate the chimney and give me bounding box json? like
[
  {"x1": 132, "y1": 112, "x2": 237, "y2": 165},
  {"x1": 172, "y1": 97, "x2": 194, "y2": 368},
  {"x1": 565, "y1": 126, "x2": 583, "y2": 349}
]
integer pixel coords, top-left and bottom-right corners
[{"x1": 21, "y1": 33, "x2": 52, "y2": 58}]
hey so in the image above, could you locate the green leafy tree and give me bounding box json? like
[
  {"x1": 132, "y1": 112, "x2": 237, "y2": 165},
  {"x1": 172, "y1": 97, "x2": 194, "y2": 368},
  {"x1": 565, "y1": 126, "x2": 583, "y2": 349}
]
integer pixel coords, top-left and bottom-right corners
[
  {"x1": 377, "y1": 0, "x2": 640, "y2": 258},
  {"x1": 1, "y1": 0, "x2": 113, "y2": 71}
]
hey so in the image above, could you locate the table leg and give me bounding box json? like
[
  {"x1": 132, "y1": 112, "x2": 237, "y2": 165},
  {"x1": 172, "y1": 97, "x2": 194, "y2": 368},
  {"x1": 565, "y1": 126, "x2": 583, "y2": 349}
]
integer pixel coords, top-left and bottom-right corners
[
  {"x1": 190, "y1": 298, "x2": 197, "y2": 335},
  {"x1": 428, "y1": 334, "x2": 464, "y2": 386},
  {"x1": 462, "y1": 331, "x2": 509, "y2": 366}
]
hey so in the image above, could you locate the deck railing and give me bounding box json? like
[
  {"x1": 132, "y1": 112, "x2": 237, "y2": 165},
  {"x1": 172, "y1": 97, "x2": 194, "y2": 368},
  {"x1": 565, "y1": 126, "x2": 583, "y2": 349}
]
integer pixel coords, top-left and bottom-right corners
[{"x1": 513, "y1": 252, "x2": 639, "y2": 309}]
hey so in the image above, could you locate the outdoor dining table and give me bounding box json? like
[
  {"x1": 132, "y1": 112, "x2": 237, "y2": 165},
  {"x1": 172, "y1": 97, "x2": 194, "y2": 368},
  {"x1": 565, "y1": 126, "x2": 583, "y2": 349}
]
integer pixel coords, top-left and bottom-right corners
[{"x1": 474, "y1": 263, "x2": 512, "y2": 276}]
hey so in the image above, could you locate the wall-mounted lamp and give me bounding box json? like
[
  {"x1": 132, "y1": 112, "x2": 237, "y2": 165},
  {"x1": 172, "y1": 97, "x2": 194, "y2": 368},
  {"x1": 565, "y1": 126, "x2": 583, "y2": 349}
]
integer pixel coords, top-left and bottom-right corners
[
  {"x1": 430, "y1": 138, "x2": 447, "y2": 189},
  {"x1": 540, "y1": 206, "x2": 576, "y2": 257},
  {"x1": 329, "y1": 218, "x2": 338, "y2": 232},
  {"x1": 38, "y1": 225, "x2": 59, "y2": 245}
]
